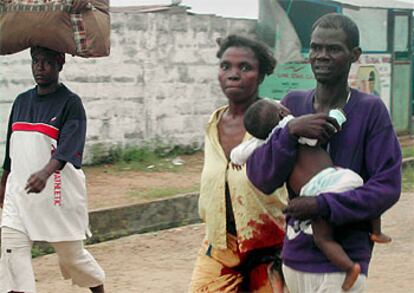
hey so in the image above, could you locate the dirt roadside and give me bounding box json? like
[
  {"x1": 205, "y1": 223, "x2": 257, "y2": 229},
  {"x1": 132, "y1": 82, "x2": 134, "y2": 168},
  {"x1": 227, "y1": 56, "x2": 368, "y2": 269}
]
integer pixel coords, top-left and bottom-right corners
[
  {"x1": 33, "y1": 193, "x2": 413, "y2": 292},
  {"x1": 85, "y1": 152, "x2": 204, "y2": 210}
]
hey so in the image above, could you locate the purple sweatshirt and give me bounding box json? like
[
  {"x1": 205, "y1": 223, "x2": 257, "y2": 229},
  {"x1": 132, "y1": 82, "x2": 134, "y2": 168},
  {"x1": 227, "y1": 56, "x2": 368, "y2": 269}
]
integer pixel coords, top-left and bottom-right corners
[{"x1": 246, "y1": 88, "x2": 401, "y2": 275}]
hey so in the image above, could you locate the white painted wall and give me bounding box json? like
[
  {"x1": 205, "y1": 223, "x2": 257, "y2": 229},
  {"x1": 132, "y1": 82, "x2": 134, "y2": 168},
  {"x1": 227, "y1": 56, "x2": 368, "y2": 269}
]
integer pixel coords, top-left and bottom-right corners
[{"x1": 0, "y1": 11, "x2": 256, "y2": 163}]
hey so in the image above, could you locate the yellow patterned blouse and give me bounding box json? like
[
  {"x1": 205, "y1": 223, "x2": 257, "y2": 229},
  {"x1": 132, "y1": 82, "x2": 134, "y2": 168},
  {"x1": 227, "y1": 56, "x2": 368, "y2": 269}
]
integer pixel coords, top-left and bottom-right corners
[{"x1": 199, "y1": 105, "x2": 288, "y2": 254}]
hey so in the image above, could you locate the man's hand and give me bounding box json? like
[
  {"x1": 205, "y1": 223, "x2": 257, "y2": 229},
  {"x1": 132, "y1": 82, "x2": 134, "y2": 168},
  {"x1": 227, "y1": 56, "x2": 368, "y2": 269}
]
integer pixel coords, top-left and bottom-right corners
[
  {"x1": 283, "y1": 197, "x2": 319, "y2": 220},
  {"x1": 288, "y1": 113, "x2": 340, "y2": 144},
  {"x1": 25, "y1": 169, "x2": 50, "y2": 193},
  {"x1": 71, "y1": 0, "x2": 92, "y2": 13},
  {"x1": 25, "y1": 159, "x2": 64, "y2": 194}
]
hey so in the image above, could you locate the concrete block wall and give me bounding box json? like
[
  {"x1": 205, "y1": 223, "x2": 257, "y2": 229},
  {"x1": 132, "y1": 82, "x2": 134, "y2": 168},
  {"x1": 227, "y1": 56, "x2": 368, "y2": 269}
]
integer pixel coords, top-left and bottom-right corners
[{"x1": 0, "y1": 11, "x2": 257, "y2": 163}]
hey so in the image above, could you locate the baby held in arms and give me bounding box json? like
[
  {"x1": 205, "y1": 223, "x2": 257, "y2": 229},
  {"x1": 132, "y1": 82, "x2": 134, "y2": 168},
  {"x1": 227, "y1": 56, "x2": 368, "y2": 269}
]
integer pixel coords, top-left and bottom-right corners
[{"x1": 230, "y1": 98, "x2": 391, "y2": 291}]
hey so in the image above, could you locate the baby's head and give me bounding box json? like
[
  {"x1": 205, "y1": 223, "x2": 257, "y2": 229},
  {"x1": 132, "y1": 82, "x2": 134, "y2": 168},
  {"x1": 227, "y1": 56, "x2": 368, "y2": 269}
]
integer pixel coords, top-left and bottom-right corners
[{"x1": 244, "y1": 99, "x2": 288, "y2": 140}]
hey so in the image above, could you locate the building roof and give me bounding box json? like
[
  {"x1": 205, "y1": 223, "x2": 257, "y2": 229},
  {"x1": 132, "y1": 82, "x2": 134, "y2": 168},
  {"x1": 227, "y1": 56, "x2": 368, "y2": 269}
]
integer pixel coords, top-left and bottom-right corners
[
  {"x1": 329, "y1": 0, "x2": 413, "y2": 10},
  {"x1": 110, "y1": 5, "x2": 189, "y2": 14}
]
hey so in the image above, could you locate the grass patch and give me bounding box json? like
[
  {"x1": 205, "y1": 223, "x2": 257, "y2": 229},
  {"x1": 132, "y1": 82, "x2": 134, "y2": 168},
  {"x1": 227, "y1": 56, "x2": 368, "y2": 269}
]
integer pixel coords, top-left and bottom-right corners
[
  {"x1": 402, "y1": 164, "x2": 414, "y2": 192},
  {"x1": 88, "y1": 142, "x2": 201, "y2": 172},
  {"x1": 31, "y1": 244, "x2": 55, "y2": 258},
  {"x1": 113, "y1": 156, "x2": 185, "y2": 173},
  {"x1": 402, "y1": 145, "x2": 414, "y2": 158},
  {"x1": 128, "y1": 185, "x2": 199, "y2": 201},
  {"x1": 401, "y1": 145, "x2": 414, "y2": 192}
]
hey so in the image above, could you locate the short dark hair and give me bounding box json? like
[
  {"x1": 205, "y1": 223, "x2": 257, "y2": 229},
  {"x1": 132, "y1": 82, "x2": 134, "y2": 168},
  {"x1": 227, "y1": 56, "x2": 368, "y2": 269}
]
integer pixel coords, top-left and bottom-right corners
[
  {"x1": 30, "y1": 46, "x2": 65, "y2": 71},
  {"x1": 244, "y1": 99, "x2": 281, "y2": 140},
  {"x1": 312, "y1": 13, "x2": 360, "y2": 49},
  {"x1": 216, "y1": 35, "x2": 276, "y2": 77}
]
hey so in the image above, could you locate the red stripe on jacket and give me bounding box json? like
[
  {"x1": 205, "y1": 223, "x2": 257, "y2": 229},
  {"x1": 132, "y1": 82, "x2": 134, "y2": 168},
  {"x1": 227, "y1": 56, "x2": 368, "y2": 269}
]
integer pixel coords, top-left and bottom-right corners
[{"x1": 12, "y1": 122, "x2": 59, "y2": 140}]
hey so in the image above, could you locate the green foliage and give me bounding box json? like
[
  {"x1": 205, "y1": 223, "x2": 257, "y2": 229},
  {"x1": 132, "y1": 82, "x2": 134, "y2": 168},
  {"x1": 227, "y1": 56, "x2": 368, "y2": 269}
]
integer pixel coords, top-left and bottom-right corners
[
  {"x1": 31, "y1": 244, "x2": 55, "y2": 258},
  {"x1": 402, "y1": 164, "x2": 414, "y2": 192},
  {"x1": 128, "y1": 185, "x2": 199, "y2": 201},
  {"x1": 88, "y1": 140, "x2": 201, "y2": 172},
  {"x1": 402, "y1": 145, "x2": 414, "y2": 158},
  {"x1": 88, "y1": 143, "x2": 122, "y2": 165},
  {"x1": 87, "y1": 229, "x2": 130, "y2": 245},
  {"x1": 152, "y1": 142, "x2": 201, "y2": 157},
  {"x1": 122, "y1": 146, "x2": 158, "y2": 163},
  {"x1": 401, "y1": 146, "x2": 414, "y2": 192}
]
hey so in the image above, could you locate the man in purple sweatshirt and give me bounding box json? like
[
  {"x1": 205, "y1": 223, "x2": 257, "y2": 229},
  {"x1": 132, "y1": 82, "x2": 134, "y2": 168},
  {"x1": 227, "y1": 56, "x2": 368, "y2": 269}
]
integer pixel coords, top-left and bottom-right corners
[{"x1": 246, "y1": 13, "x2": 401, "y2": 292}]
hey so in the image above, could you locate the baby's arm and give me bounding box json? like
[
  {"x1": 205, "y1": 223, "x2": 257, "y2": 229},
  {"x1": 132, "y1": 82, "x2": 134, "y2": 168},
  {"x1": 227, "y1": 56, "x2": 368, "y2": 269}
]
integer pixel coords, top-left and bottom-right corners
[
  {"x1": 230, "y1": 115, "x2": 295, "y2": 169},
  {"x1": 230, "y1": 138, "x2": 265, "y2": 169}
]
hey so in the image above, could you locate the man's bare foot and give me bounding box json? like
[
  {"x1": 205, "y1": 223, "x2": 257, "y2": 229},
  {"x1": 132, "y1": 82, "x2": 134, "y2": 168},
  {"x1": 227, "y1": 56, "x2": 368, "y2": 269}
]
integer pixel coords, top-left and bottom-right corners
[
  {"x1": 342, "y1": 263, "x2": 361, "y2": 291},
  {"x1": 90, "y1": 284, "x2": 104, "y2": 293},
  {"x1": 370, "y1": 233, "x2": 392, "y2": 243}
]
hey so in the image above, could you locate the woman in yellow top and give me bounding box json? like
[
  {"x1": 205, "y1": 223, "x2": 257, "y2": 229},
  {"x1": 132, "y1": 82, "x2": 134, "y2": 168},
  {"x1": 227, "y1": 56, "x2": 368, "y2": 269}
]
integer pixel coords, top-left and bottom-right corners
[{"x1": 189, "y1": 35, "x2": 288, "y2": 293}]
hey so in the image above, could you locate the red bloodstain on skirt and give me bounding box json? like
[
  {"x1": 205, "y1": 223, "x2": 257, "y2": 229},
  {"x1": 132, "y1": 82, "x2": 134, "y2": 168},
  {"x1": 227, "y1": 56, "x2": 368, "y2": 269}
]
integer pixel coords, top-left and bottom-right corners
[{"x1": 239, "y1": 214, "x2": 285, "y2": 253}]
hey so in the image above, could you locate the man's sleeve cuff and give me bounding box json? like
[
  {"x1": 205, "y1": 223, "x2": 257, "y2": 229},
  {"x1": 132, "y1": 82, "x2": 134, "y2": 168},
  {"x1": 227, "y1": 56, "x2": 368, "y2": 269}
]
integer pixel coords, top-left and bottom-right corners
[{"x1": 316, "y1": 195, "x2": 331, "y2": 219}]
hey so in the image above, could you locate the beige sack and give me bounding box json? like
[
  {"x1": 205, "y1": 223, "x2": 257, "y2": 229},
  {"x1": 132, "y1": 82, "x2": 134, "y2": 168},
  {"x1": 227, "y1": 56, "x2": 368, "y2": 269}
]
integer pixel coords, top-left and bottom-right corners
[{"x1": 0, "y1": 0, "x2": 110, "y2": 57}]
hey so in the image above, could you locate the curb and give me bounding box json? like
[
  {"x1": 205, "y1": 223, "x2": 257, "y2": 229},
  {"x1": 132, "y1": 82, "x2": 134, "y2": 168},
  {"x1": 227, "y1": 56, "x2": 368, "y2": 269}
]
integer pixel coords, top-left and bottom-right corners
[
  {"x1": 84, "y1": 157, "x2": 414, "y2": 244},
  {"x1": 3, "y1": 158, "x2": 413, "y2": 256},
  {"x1": 6, "y1": 192, "x2": 201, "y2": 256},
  {"x1": 403, "y1": 157, "x2": 414, "y2": 168},
  {"x1": 87, "y1": 192, "x2": 200, "y2": 244}
]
